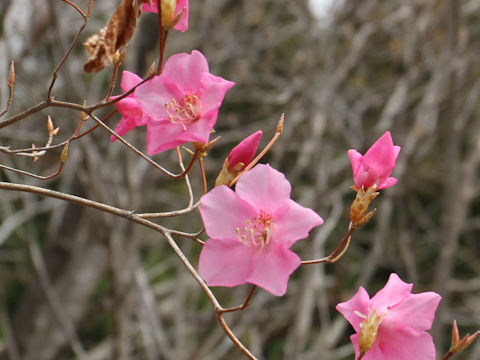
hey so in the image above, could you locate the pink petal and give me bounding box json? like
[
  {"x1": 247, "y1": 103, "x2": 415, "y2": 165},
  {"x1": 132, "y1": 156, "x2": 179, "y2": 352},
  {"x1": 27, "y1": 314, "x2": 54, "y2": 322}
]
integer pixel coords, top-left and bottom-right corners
[
  {"x1": 363, "y1": 131, "x2": 396, "y2": 178},
  {"x1": 235, "y1": 164, "x2": 291, "y2": 214},
  {"x1": 274, "y1": 199, "x2": 323, "y2": 247},
  {"x1": 378, "y1": 177, "x2": 397, "y2": 190},
  {"x1": 135, "y1": 76, "x2": 175, "y2": 121},
  {"x1": 162, "y1": 50, "x2": 209, "y2": 90},
  {"x1": 227, "y1": 130, "x2": 263, "y2": 171},
  {"x1": 336, "y1": 287, "x2": 371, "y2": 333},
  {"x1": 120, "y1": 70, "x2": 142, "y2": 92},
  {"x1": 377, "y1": 325, "x2": 436, "y2": 360},
  {"x1": 387, "y1": 292, "x2": 441, "y2": 332},
  {"x1": 199, "y1": 185, "x2": 257, "y2": 239},
  {"x1": 199, "y1": 72, "x2": 235, "y2": 115},
  {"x1": 198, "y1": 237, "x2": 254, "y2": 287},
  {"x1": 348, "y1": 149, "x2": 363, "y2": 176},
  {"x1": 110, "y1": 116, "x2": 137, "y2": 142},
  {"x1": 371, "y1": 273, "x2": 412, "y2": 313},
  {"x1": 393, "y1": 145, "x2": 401, "y2": 159},
  {"x1": 184, "y1": 111, "x2": 215, "y2": 144},
  {"x1": 174, "y1": 0, "x2": 189, "y2": 32},
  {"x1": 146, "y1": 120, "x2": 185, "y2": 154},
  {"x1": 246, "y1": 243, "x2": 301, "y2": 296},
  {"x1": 351, "y1": 334, "x2": 387, "y2": 360},
  {"x1": 140, "y1": 2, "x2": 157, "y2": 12}
]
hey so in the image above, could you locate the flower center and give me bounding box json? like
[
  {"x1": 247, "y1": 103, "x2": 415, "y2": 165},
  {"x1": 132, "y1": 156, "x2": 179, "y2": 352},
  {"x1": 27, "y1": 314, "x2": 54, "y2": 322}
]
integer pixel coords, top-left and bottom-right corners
[
  {"x1": 355, "y1": 308, "x2": 386, "y2": 353},
  {"x1": 165, "y1": 93, "x2": 200, "y2": 130},
  {"x1": 235, "y1": 210, "x2": 274, "y2": 249}
]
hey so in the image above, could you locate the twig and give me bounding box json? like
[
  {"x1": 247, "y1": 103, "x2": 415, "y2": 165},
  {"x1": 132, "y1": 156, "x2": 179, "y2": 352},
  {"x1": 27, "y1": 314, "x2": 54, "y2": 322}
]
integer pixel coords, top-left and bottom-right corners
[
  {"x1": 0, "y1": 61, "x2": 15, "y2": 118},
  {"x1": 48, "y1": 0, "x2": 94, "y2": 99},
  {"x1": 301, "y1": 224, "x2": 356, "y2": 265},
  {"x1": 220, "y1": 286, "x2": 257, "y2": 313}
]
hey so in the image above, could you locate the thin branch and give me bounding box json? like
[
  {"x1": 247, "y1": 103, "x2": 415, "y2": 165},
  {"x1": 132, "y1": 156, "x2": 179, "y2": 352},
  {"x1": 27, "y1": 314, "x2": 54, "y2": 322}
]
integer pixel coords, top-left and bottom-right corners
[
  {"x1": 220, "y1": 286, "x2": 257, "y2": 313},
  {"x1": 301, "y1": 224, "x2": 356, "y2": 265},
  {"x1": 0, "y1": 61, "x2": 15, "y2": 118}
]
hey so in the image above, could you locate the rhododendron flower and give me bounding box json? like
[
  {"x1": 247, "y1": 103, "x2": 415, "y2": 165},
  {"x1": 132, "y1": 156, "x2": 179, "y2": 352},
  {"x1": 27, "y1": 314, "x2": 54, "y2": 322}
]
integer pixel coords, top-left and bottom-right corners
[
  {"x1": 199, "y1": 164, "x2": 323, "y2": 296},
  {"x1": 336, "y1": 273, "x2": 441, "y2": 360},
  {"x1": 110, "y1": 71, "x2": 150, "y2": 142},
  {"x1": 215, "y1": 130, "x2": 262, "y2": 186},
  {"x1": 348, "y1": 131, "x2": 401, "y2": 190},
  {"x1": 136, "y1": 50, "x2": 235, "y2": 154},
  {"x1": 141, "y1": 0, "x2": 189, "y2": 32}
]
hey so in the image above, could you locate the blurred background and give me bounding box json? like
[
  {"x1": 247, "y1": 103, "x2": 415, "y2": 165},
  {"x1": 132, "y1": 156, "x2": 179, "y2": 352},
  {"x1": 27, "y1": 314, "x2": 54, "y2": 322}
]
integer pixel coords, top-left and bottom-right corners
[{"x1": 1, "y1": 0, "x2": 480, "y2": 359}]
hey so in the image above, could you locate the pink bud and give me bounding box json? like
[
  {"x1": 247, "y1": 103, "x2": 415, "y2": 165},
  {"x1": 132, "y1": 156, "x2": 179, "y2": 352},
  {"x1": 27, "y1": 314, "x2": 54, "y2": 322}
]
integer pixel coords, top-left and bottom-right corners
[
  {"x1": 348, "y1": 131, "x2": 401, "y2": 190},
  {"x1": 227, "y1": 130, "x2": 262, "y2": 171}
]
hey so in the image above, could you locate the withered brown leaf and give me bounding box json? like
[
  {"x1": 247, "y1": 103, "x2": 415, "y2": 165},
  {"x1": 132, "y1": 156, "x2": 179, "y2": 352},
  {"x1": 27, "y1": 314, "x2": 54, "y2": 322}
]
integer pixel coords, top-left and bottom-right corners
[{"x1": 83, "y1": 0, "x2": 139, "y2": 73}]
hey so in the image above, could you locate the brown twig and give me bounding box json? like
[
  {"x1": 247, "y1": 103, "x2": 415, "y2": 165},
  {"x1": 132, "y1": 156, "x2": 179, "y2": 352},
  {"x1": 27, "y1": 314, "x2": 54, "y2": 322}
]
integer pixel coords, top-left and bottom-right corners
[
  {"x1": 48, "y1": 0, "x2": 94, "y2": 99},
  {"x1": 0, "y1": 61, "x2": 15, "y2": 118},
  {"x1": 199, "y1": 158, "x2": 208, "y2": 194},
  {"x1": 220, "y1": 286, "x2": 257, "y2": 313},
  {"x1": 301, "y1": 223, "x2": 356, "y2": 265}
]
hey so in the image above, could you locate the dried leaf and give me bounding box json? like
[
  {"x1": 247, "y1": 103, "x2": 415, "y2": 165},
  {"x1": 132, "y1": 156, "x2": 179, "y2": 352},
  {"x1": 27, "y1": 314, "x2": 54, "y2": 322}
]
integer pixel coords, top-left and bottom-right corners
[{"x1": 83, "y1": 0, "x2": 139, "y2": 73}]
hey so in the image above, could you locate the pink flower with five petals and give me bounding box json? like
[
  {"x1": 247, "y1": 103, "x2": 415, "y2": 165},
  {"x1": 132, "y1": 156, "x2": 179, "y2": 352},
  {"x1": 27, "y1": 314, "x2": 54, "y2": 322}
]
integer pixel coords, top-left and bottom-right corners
[
  {"x1": 336, "y1": 273, "x2": 441, "y2": 360},
  {"x1": 141, "y1": 0, "x2": 189, "y2": 32},
  {"x1": 110, "y1": 71, "x2": 151, "y2": 142},
  {"x1": 199, "y1": 164, "x2": 323, "y2": 296},
  {"x1": 135, "y1": 50, "x2": 235, "y2": 154},
  {"x1": 348, "y1": 131, "x2": 401, "y2": 190}
]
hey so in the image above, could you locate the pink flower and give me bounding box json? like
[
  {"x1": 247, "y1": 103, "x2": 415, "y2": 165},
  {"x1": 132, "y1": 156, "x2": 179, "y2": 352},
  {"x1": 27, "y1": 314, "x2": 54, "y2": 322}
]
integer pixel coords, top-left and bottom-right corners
[
  {"x1": 336, "y1": 273, "x2": 441, "y2": 360},
  {"x1": 135, "y1": 50, "x2": 235, "y2": 154},
  {"x1": 141, "y1": 0, "x2": 189, "y2": 32},
  {"x1": 110, "y1": 71, "x2": 150, "y2": 142},
  {"x1": 348, "y1": 131, "x2": 401, "y2": 190},
  {"x1": 198, "y1": 164, "x2": 323, "y2": 296},
  {"x1": 227, "y1": 130, "x2": 262, "y2": 171}
]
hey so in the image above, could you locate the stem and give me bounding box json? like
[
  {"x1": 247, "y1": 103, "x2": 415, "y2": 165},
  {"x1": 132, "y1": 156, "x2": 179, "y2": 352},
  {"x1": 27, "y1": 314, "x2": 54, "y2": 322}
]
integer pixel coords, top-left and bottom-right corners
[
  {"x1": 301, "y1": 223, "x2": 356, "y2": 265},
  {"x1": 441, "y1": 351, "x2": 455, "y2": 360},
  {"x1": 199, "y1": 158, "x2": 208, "y2": 194},
  {"x1": 220, "y1": 286, "x2": 257, "y2": 313}
]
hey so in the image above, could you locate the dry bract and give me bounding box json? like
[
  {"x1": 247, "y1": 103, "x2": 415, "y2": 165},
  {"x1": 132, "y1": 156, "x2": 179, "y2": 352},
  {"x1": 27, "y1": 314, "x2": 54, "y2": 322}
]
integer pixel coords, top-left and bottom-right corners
[{"x1": 83, "y1": 0, "x2": 139, "y2": 73}]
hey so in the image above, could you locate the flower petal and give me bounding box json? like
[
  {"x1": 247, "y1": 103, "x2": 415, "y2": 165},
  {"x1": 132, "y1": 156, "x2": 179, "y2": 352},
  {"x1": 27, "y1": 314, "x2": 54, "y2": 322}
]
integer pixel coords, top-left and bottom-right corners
[
  {"x1": 363, "y1": 131, "x2": 396, "y2": 178},
  {"x1": 377, "y1": 325, "x2": 436, "y2": 360},
  {"x1": 246, "y1": 243, "x2": 301, "y2": 296},
  {"x1": 227, "y1": 130, "x2": 262, "y2": 171},
  {"x1": 236, "y1": 164, "x2": 291, "y2": 213},
  {"x1": 378, "y1": 176, "x2": 397, "y2": 190},
  {"x1": 162, "y1": 50, "x2": 209, "y2": 90},
  {"x1": 135, "y1": 76, "x2": 175, "y2": 120},
  {"x1": 336, "y1": 287, "x2": 371, "y2": 333},
  {"x1": 274, "y1": 199, "x2": 323, "y2": 247},
  {"x1": 371, "y1": 273, "x2": 412, "y2": 312},
  {"x1": 348, "y1": 149, "x2": 363, "y2": 176},
  {"x1": 174, "y1": 0, "x2": 189, "y2": 32},
  {"x1": 120, "y1": 70, "x2": 142, "y2": 92},
  {"x1": 387, "y1": 292, "x2": 441, "y2": 332},
  {"x1": 199, "y1": 72, "x2": 235, "y2": 115},
  {"x1": 146, "y1": 120, "x2": 185, "y2": 154},
  {"x1": 199, "y1": 185, "x2": 257, "y2": 239},
  {"x1": 198, "y1": 237, "x2": 254, "y2": 287}
]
